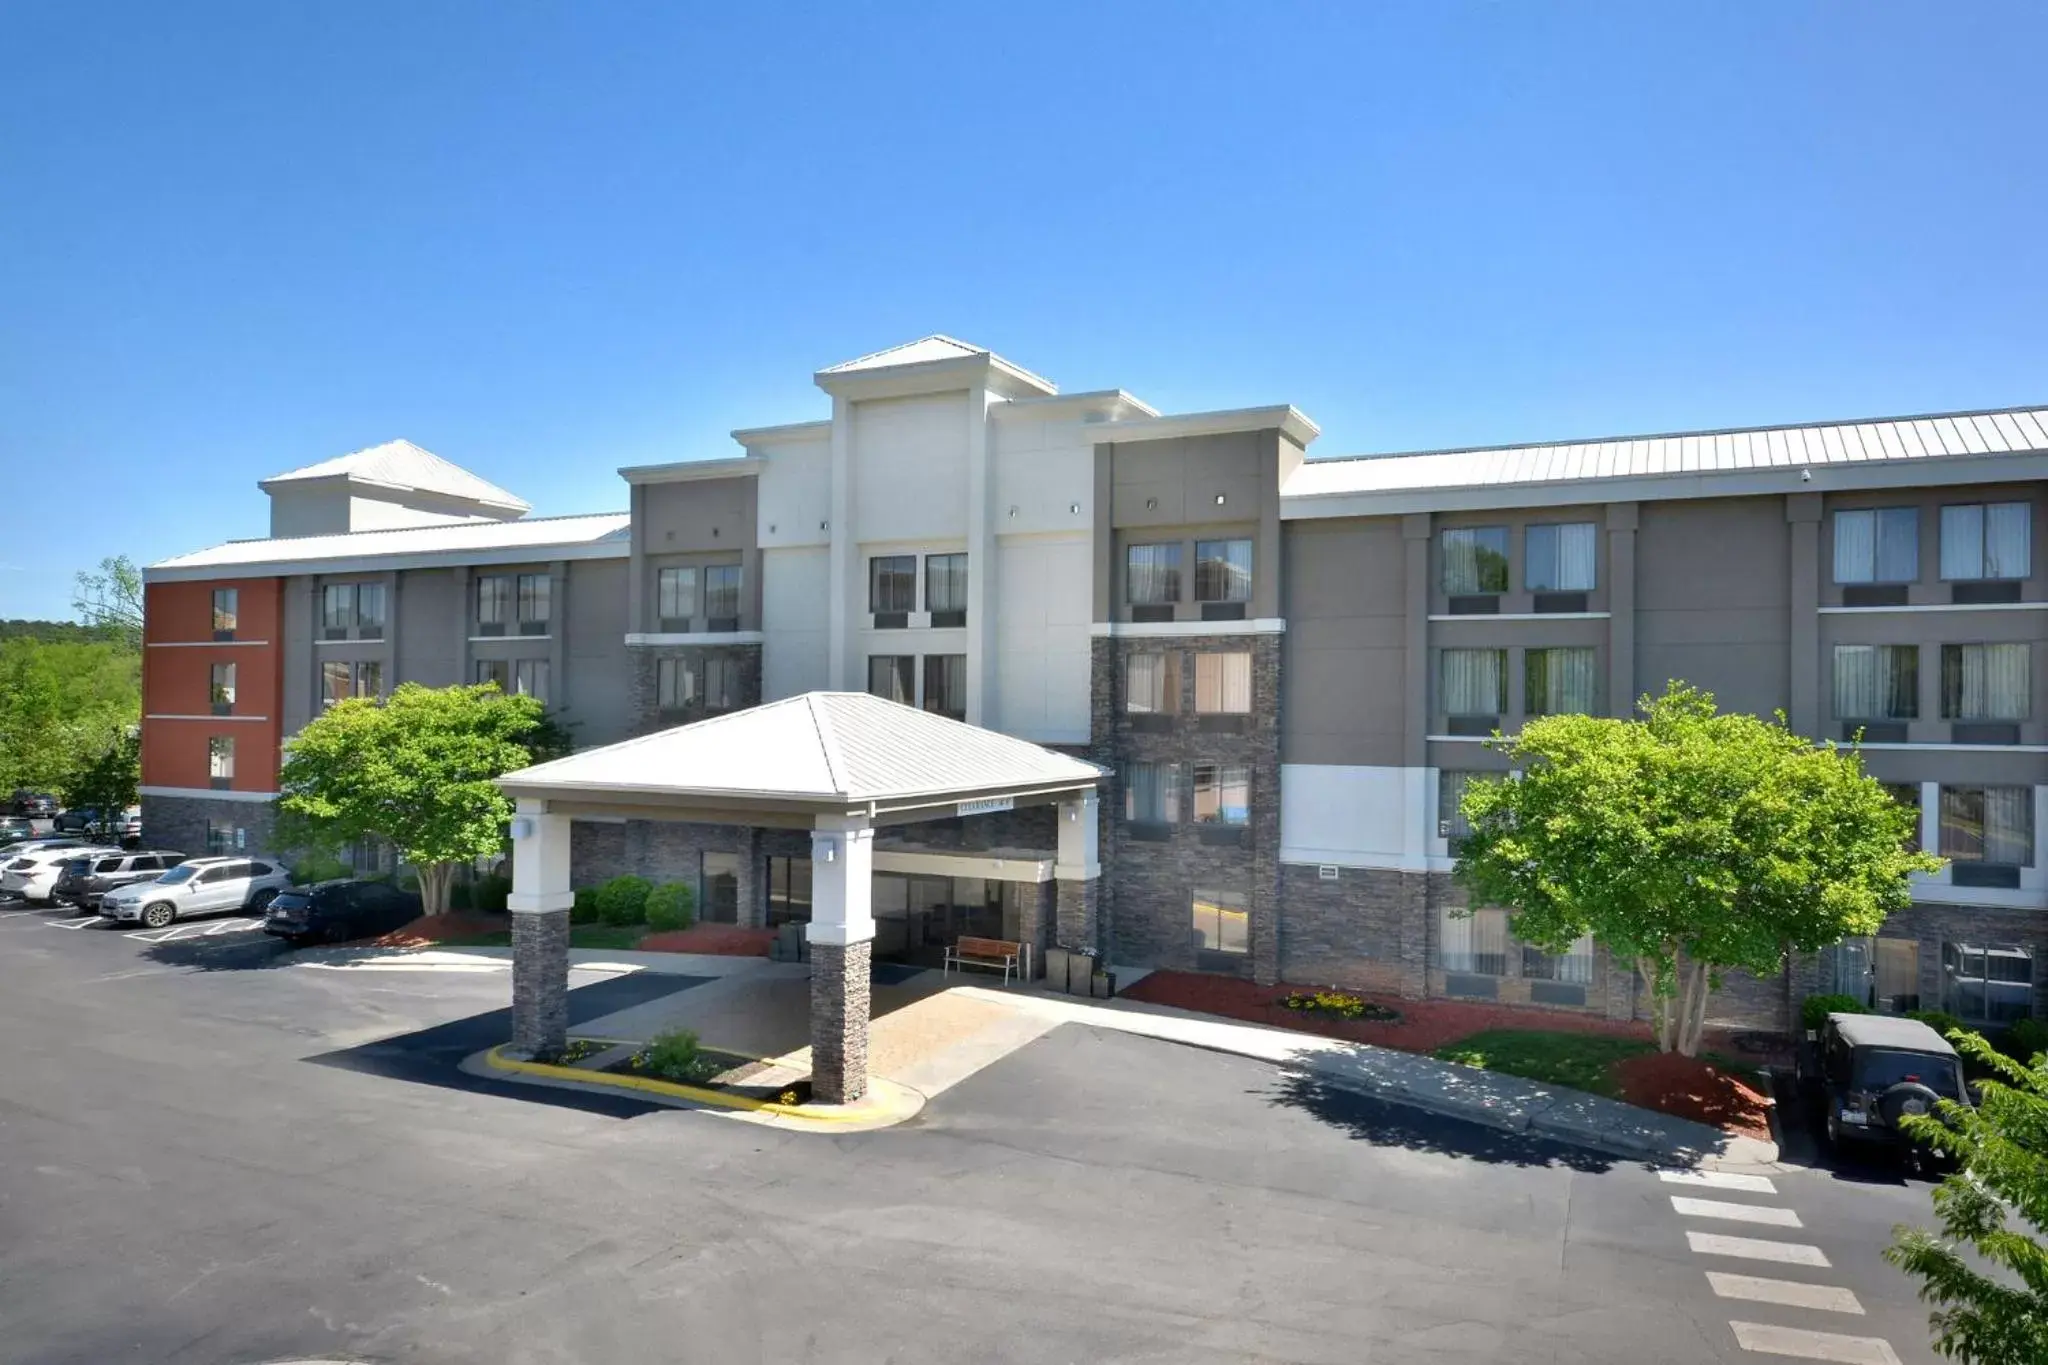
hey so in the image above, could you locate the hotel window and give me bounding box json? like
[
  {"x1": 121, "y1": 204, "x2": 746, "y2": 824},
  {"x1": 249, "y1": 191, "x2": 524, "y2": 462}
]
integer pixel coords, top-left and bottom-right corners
[
  {"x1": 1940, "y1": 786, "x2": 2034, "y2": 867},
  {"x1": 1522, "y1": 933, "x2": 1596, "y2": 985},
  {"x1": 1126, "y1": 543, "x2": 1182, "y2": 606},
  {"x1": 1940, "y1": 502, "x2": 2031, "y2": 581},
  {"x1": 355, "y1": 583, "x2": 386, "y2": 637},
  {"x1": 1524, "y1": 647, "x2": 1597, "y2": 717},
  {"x1": 1125, "y1": 651, "x2": 1179, "y2": 715},
  {"x1": 1884, "y1": 783, "x2": 1924, "y2": 854},
  {"x1": 1438, "y1": 770, "x2": 1478, "y2": 842},
  {"x1": 211, "y1": 588, "x2": 238, "y2": 636},
  {"x1": 1942, "y1": 942, "x2": 2035, "y2": 1025},
  {"x1": 870, "y1": 555, "x2": 917, "y2": 615},
  {"x1": 474, "y1": 658, "x2": 511, "y2": 691},
  {"x1": 1190, "y1": 890, "x2": 1249, "y2": 958},
  {"x1": 922, "y1": 654, "x2": 966, "y2": 721},
  {"x1": 867, "y1": 655, "x2": 914, "y2": 706},
  {"x1": 1193, "y1": 652, "x2": 1252, "y2": 714},
  {"x1": 656, "y1": 657, "x2": 695, "y2": 711},
  {"x1": 704, "y1": 656, "x2": 739, "y2": 711},
  {"x1": 1192, "y1": 763, "x2": 1250, "y2": 826},
  {"x1": 205, "y1": 819, "x2": 237, "y2": 856},
  {"x1": 208, "y1": 735, "x2": 235, "y2": 786},
  {"x1": 1834, "y1": 645, "x2": 1919, "y2": 720},
  {"x1": 657, "y1": 567, "x2": 697, "y2": 628},
  {"x1": 1525, "y1": 523, "x2": 1597, "y2": 592},
  {"x1": 516, "y1": 574, "x2": 550, "y2": 633},
  {"x1": 1194, "y1": 539, "x2": 1253, "y2": 603},
  {"x1": 767, "y1": 856, "x2": 812, "y2": 927},
  {"x1": 704, "y1": 565, "x2": 743, "y2": 627},
  {"x1": 322, "y1": 584, "x2": 355, "y2": 634},
  {"x1": 1441, "y1": 527, "x2": 1509, "y2": 595},
  {"x1": 514, "y1": 659, "x2": 549, "y2": 705},
  {"x1": 476, "y1": 576, "x2": 511, "y2": 632},
  {"x1": 926, "y1": 553, "x2": 968, "y2": 627},
  {"x1": 1441, "y1": 648, "x2": 1507, "y2": 722},
  {"x1": 1439, "y1": 906, "x2": 1508, "y2": 976},
  {"x1": 322, "y1": 660, "x2": 350, "y2": 707},
  {"x1": 1833, "y1": 508, "x2": 1920, "y2": 583},
  {"x1": 210, "y1": 662, "x2": 236, "y2": 713},
  {"x1": 1124, "y1": 761, "x2": 1181, "y2": 825},
  {"x1": 1940, "y1": 643, "x2": 2029, "y2": 721},
  {"x1": 353, "y1": 660, "x2": 382, "y2": 699}
]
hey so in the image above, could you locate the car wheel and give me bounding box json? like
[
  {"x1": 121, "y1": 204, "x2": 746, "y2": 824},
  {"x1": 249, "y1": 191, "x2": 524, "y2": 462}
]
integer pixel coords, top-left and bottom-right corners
[
  {"x1": 140, "y1": 902, "x2": 176, "y2": 929},
  {"x1": 249, "y1": 888, "x2": 278, "y2": 914}
]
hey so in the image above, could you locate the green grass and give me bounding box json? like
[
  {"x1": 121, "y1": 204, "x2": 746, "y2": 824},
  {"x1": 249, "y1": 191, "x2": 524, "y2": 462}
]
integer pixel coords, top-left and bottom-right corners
[
  {"x1": 426, "y1": 926, "x2": 646, "y2": 950},
  {"x1": 1433, "y1": 1029, "x2": 1654, "y2": 1098}
]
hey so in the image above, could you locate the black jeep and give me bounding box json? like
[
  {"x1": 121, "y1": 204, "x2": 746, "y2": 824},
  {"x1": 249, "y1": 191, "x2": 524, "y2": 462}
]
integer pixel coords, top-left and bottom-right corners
[{"x1": 1800, "y1": 1012, "x2": 1969, "y2": 1159}]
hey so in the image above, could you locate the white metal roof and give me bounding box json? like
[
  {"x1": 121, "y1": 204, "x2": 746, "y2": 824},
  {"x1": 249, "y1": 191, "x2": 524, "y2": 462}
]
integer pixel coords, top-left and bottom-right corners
[
  {"x1": 819, "y1": 335, "x2": 990, "y2": 374},
  {"x1": 259, "y1": 439, "x2": 531, "y2": 514},
  {"x1": 498, "y1": 692, "x2": 1104, "y2": 807},
  {"x1": 143, "y1": 512, "x2": 630, "y2": 581},
  {"x1": 814, "y1": 334, "x2": 1058, "y2": 398},
  {"x1": 1284, "y1": 405, "x2": 2048, "y2": 504}
]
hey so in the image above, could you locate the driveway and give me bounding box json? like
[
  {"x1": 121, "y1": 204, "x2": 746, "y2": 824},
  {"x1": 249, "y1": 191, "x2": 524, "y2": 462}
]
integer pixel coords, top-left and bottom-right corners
[{"x1": 0, "y1": 908, "x2": 1946, "y2": 1364}]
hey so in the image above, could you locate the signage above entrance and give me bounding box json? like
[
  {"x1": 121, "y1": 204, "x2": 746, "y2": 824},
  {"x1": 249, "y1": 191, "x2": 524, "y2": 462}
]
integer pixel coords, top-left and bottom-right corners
[{"x1": 955, "y1": 796, "x2": 1015, "y2": 818}]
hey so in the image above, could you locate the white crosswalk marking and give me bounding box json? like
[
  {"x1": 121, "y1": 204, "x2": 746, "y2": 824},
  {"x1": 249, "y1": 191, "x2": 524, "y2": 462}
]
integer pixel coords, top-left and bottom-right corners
[
  {"x1": 1706, "y1": 1272, "x2": 1864, "y2": 1315},
  {"x1": 1671, "y1": 1196, "x2": 1803, "y2": 1228},
  {"x1": 1729, "y1": 1320, "x2": 1901, "y2": 1363},
  {"x1": 1687, "y1": 1231, "x2": 1831, "y2": 1267},
  {"x1": 1661, "y1": 1169, "x2": 1778, "y2": 1194}
]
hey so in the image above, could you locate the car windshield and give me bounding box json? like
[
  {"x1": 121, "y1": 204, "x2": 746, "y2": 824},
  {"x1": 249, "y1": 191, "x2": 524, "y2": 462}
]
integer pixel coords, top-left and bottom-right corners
[
  {"x1": 156, "y1": 865, "x2": 200, "y2": 885},
  {"x1": 1854, "y1": 1048, "x2": 1962, "y2": 1098}
]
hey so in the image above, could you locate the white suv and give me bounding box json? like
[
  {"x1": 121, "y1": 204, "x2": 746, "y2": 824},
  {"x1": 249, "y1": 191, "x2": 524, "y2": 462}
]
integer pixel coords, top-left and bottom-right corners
[
  {"x1": 100, "y1": 856, "x2": 293, "y2": 929},
  {"x1": 1, "y1": 845, "x2": 125, "y2": 904}
]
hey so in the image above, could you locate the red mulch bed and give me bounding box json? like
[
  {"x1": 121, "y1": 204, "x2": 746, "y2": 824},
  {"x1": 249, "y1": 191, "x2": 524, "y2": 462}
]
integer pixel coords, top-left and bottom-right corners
[
  {"x1": 637, "y1": 924, "x2": 776, "y2": 957},
  {"x1": 372, "y1": 911, "x2": 513, "y2": 947},
  {"x1": 1123, "y1": 970, "x2": 1656, "y2": 1054},
  {"x1": 1615, "y1": 1052, "x2": 1774, "y2": 1140}
]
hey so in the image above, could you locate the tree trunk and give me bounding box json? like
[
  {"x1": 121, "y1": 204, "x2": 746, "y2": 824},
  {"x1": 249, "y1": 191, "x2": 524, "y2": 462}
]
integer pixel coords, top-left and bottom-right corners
[
  {"x1": 1642, "y1": 955, "x2": 1674, "y2": 1052},
  {"x1": 417, "y1": 861, "x2": 456, "y2": 917},
  {"x1": 1675, "y1": 959, "x2": 1712, "y2": 1058}
]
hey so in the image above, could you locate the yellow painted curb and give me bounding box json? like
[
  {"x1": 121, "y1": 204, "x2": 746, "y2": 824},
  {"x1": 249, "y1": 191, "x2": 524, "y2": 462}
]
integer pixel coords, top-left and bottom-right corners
[{"x1": 483, "y1": 1045, "x2": 882, "y2": 1123}]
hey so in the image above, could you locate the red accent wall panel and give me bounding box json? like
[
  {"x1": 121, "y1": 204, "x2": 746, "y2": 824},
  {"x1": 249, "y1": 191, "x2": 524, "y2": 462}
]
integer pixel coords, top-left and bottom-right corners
[{"x1": 141, "y1": 579, "x2": 284, "y2": 792}]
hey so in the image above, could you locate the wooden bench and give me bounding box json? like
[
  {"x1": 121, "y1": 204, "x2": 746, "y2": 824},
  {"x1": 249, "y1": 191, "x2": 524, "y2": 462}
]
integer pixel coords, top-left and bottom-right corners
[{"x1": 944, "y1": 935, "x2": 1023, "y2": 986}]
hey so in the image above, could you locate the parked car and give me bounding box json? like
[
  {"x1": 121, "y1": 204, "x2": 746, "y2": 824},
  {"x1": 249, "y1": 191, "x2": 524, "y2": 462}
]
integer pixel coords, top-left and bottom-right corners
[
  {"x1": 50, "y1": 850, "x2": 188, "y2": 911},
  {"x1": 52, "y1": 808, "x2": 99, "y2": 833},
  {"x1": 0, "y1": 845, "x2": 125, "y2": 904},
  {"x1": 264, "y1": 879, "x2": 422, "y2": 945},
  {"x1": 1799, "y1": 1012, "x2": 1970, "y2": 1157},
  {"x1": 7, "y1": 791, "x2": 57, "y2": 818},
  {"x1": 0, "y1": 837, "x2": 92, "y2": 865},
  {"x1": 99, "y1": 856, "x2": 292, "y2": 929},
  {"x1": 0, "y1": 816, "x2": 33, "y2": 844},
  {"x1": 110, "y1": 806, "x2": 144, "y2": 843}
]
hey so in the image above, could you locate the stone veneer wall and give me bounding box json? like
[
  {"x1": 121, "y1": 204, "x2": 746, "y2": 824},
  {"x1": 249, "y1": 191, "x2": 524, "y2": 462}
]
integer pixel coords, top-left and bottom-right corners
[
  {"x1": 140, "y1": 795, "x2": 278, "y2": 860},
  {"x1": 1090, "y1": 633, "x2": 1283, "y2": 983},
  {"x1": 626, "y1": 642, "x2": 763, "y2": 735}
]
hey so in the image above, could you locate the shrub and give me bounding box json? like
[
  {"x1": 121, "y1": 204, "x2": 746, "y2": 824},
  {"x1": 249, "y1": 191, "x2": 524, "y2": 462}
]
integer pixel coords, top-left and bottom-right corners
[
  {"x1": 595, "y1": 875, "x2": 653, "y2": 926},
  {"x1": 1280, "y1": 989, "x2": 1401, "y2": 1023},
  {"x1": 448, "y1": 879, "x2": 472, "y2": 911},
  {"x1": 571, "y1": 886, "x2": 600, "y2": 924},
  {"x1": 1801, "y1": 993, "x2": 1869, "y2": 1031},
  {"x1": 1907, "y1": 1009, "x2": 1968, "y2": 1040},
  {"x1": 644, "y1": 881, "x2": 695, "y2": 933},
  {"x1": 637, "y1": 1028, "x2": 723, "y2": 1085},
  {"x1": 469, "y1": 871, "x2": 511, "y2": 913},
  {"x1": 287, "y1": 851, "x2": 351, "y2": 886},
  {"x1": 2001, "y1": 1015, "x2": 2048, "y2": 1061}
]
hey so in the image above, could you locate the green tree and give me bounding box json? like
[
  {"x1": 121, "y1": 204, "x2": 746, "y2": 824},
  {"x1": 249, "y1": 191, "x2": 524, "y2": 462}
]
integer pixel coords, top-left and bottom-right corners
[
  {"x1": 72, "y1": 555, "x2": 143, "y2": 650},
  {"x1": 276, "y1": 682, "x2": 553, "y2": 915},
  {"x1": 65, "y1": 729, "x2": 139, "y2": 828},
  {"x1": 1886, "y1": 1031, "x2": 2048, "y2": 1362},
  {"x1": 0, "y1": 637, "x2": 140, "y2": 796},
  {"x1": 1454, "y1": 683, "x2": 1942, "y2": 1055}
]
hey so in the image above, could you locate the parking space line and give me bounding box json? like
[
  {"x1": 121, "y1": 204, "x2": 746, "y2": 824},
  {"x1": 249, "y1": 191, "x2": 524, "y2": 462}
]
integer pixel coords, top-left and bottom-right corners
[
  {"x1": 1686, "y1": 1232, "x2": 1831, "y2": 1267},
  {"x1": 1706, "y1": 1273, "x2": 1863, "y2": 1315},
  {"x1": 1671, "y1": 1196, "x2": 1803, "y2": 1228},
  {"x1": 1728, "y1": 1320, "x2": 1900, "y2": 1363},
  {"x1": 1660, "y1": 1170, "x2": 1778, "y2": 1194},
  {"x1": 48, "y1": 916, "x2": 107, "y2": 931}
]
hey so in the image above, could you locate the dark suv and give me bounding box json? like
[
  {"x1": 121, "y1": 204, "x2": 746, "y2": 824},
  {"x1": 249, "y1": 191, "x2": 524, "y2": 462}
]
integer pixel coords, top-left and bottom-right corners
[
  {"x1": 8, "y1": 791, "x2": 56, "y2": 819},
  {"x1": 51, "y1": 850, "x2": 188, "y2": 910},
  {"x1": 1800, "y1": 1013, "x2": 1970, "y2": 1155},
  {"x1": 263, "y1": 880, "x2": 422, "y2": 945}
]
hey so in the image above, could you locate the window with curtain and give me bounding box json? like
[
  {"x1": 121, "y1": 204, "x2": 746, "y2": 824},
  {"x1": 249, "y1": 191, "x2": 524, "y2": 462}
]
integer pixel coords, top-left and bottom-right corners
[
  {"x1": 1125, "y1": 651, "x2": 1179, "y2": 714},
  {"x1": 210, "y1": 662, "x2": 236, "y2": 708},
  {"x1": 1833, "y1": 644, "x2": 1919, "y2": 719},
  {"x1": 1191, "y1": 891, "x2": 1249, "y2": 956},
  {"x1": 356, "y1": 583, "x2": 386, "y2": 632},
  {"x1": 1438, "y1": 770, "x2": 1478, "y2": 840},
  {"x1": 211, "y1": 588, "x2": 238, "y2": 633},
  {"x1": 867, "y1": 655, "x2": 914, "y2": 706},
  {"x1": 1942, "y1": 942, "x2": 2035, "y2": 1024},
  {"x1": 476, "y1": 576, "x2": 510, "y2": 627},
  {"x1": 1127, "y1": 543, "x2": 1182, "y2": 605},
  {"x1": 1441, "y1": 527, "x2": 1509, "y2": 594},
  {"x1": 657, "y1": 567, "x2": 697, "y2": 624},
  {"x1": 321, "y1": 660, "x2": 351, "y2": 708},
  {"x1": 1192, "y1": 763, "x2": 1250, "y2": 825},
  {"x1": 704, "y1": 565, "x2": 743, "y2": 622},
  {"x1": 322, "y1": 584, "x2": 355, "y2": 631},
  {"x1": 767, "y1": 856, "x2": 813, "y2": 927},
  {"x1": 514, "y1": 659, "x2": 549, "y2": 704},
  {"x1": 1124, "y1": 761, "x2": 1181, "y2": 824},
  {"x1": 1438, "y1": 906, "x2": 1508, "y2": 975},
  {"x1": 474, "y1": 659, "x2": 510, "y2": 690},
  {"x1": 515, "y1": 574, "x2": 549, "y2": 626},
  {"x1": 704, "y1": 656, "x2": 739, "y2": 710},
  {"x1": 1940, "y1": 786, "x2": 2035, "y2": 866},
  {"x1": 353, "y1": 660, "x2": 382, "y2": 698},
  {"x1": 1440, "y1": 649, "x2": 1506, "y2": 716},
  {"x1": 1940, "y1": 503, "x2": 2031, "y2": 580},
  {"x1": 656, "y1": 657, "x2": 695, "y2": 710},
  {"x1": 1833, "y1": 508, "x2": 1920, "y2": 583},
  {"x1": 1194, "y1": 539, "x2": 1253, "y2": 602},
  {"x1": 869, "y1": 556, "x2": 917, "y2": 613},
  {"x1": 1884, "y1": 783, "x2": 1924, "y2": 853},
  {"x1": 922, "y1": 654, "x2": 966, "y2": 720},
  {"x1": 208, "y1": 736, "x2": 235, "y2": 781},
  {"x1": 1940, "y1": 643, "x2": 2029, "y2": 720},
  {"x1": 1525, "y1": 647, "x2": 1597, "y2": 716},
  {"x1": 1521, "y1": 934, "x2": 1596, "y2": 984},
  {"x1": 925, "y1": 554, "x2": 968, "y2": 615},
  {"x1": 1525, "y1": 523, "x2": 1597, "y2": 592},
  {"x1": 1193, "y1": 653, "x2": 1252, "y2": 714}
]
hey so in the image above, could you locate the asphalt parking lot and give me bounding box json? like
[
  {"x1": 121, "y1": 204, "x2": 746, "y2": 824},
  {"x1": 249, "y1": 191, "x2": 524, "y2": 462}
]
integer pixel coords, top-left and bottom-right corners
[{"x1": 0, "y1": 901, "x2": 1948, "y2": 1365}]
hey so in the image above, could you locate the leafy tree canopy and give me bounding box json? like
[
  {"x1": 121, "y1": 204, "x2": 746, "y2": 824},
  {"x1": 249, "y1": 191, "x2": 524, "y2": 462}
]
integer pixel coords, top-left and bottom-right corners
[
  {"x1": 0, "y1": 637, "x2": 140, "y2": 797},
  {"x1": 72, "y1": 555, "x2": 143, "y2": 650},
  {"x1": 1454, "y1": 682, "x2": 1942, "y2": 1054},
  {"x1": 66, "y1": 729, "x2": 140, "y2": 820},
  {"x1": 276, "y1": 682, "x2": 556, "y2": 914}
]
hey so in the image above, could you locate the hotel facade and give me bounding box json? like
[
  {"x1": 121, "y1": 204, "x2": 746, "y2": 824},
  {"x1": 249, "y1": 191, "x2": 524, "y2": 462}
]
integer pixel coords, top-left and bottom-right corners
[{"x1": 141, "y1": 337, "x2": 2048, "y2": 1032}]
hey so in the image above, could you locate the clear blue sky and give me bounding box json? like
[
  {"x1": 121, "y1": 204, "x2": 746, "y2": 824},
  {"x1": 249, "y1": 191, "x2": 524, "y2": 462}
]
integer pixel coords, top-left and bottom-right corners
[{"x1": 5, "y1": 3, "x2": 2045, "y2": 620}]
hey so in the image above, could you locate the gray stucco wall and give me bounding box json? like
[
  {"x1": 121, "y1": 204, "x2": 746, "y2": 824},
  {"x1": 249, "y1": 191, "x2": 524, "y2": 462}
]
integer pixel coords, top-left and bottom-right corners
[
  {"x1": 397, "y1": 568, "x2": 459, "y2": 688},
  {"x1": 564, "y1": 558, "x2": 631, "y2": 749},
  {"x1": 1093, "y1": 429, "x2": 1286, "y2": 622},
  {"x1": 1634, "y1": 495, "x2": 1790, "y2": 718},
  {"x1": 1280, "y1": 515, "x2": 1408, "y2": 767}
]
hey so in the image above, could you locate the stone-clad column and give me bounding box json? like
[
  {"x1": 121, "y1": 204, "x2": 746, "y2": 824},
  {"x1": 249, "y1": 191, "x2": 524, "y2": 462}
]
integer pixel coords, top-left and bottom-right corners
[
  {"x1": 733, "y1": 827, "x2": 763, "y2": 929},
  {"x1": 807, "y1": 814, "x2": 875, "y2": 1104},
  {"x1": 507, "y1": 797, "x2": 573, "y2": 1060},
  {"x1": 1053, "y1": 790, "x2": 1101, "y2": 956}
]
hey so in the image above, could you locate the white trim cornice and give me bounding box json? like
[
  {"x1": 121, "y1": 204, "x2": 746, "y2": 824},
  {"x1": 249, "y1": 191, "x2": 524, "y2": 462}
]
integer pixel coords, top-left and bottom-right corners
[
  {"x1": 1092, "y1": 405, "x2": 1321, "y2": 449},
  {"x1": 139, "y1": 786, "x2": 277, "y2": 803},
  {"x1": 1854, "y1": 742, "x2": 2048, "y2": 754},
  {"x1": 1818, "y1": 601, "x2": 2048, "y2": 615},
  {"x1": 624, "y1": 631, "x2": 766, "y2": 647},
  {"x1": 617, "y1": 456, "x2": 765, "y2": 486},
  {"x1": 730, "y1": 419, "x2": 832, "y2": 447},
  {"x1": 1089, "y1": 618, "x2": 1286, "y2": 638},
  {"x1": 145, "y1": 714, "x2": 271, "y2": 723},
  {"x1": 1427, "y1": 611, "x2": 1611, "y2": 622},
  {"x1": 147, "y1": 639, "x2": 272, "y2": 648}
]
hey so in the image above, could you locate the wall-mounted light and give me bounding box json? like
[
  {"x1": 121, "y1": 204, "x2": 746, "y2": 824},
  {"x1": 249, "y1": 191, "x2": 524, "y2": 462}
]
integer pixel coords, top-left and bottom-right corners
[
  {"x1": 1008, "y1": 505, "x2": 1019, "y2": 518},
  {"x1": 1215, "y1": 493, "x2": 1226, "y2": 505},
  {"x1": 1069, "y1": 502, "x2": 1081, "y2": 515},
  {"x1": 1145, "y1": 497, "x2": 1158, "y2": 511},
  {"x1": 816, "y1": 836, "x2": 838, "y2": 863},
  {"x1": 1065, "y1": 806, "x2": 1078, "y2": 823},
  {"x1": 819, "y1": 520, "x2": 829, "y2": 531},
  {"x1": 511, "y1": 817, "x2": 534, "y2": 841}
]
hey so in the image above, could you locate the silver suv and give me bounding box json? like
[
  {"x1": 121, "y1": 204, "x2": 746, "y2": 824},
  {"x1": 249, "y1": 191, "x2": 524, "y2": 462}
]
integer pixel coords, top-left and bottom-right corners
[{"x1": 100, "y1": 856, "x2": 293, "y2": 929}]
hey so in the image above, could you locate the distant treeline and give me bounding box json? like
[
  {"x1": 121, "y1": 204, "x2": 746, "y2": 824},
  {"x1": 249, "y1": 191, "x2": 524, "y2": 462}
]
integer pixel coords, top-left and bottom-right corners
[{"x1": 0, "y1": 619, "x2": 112, "y2": 644}]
